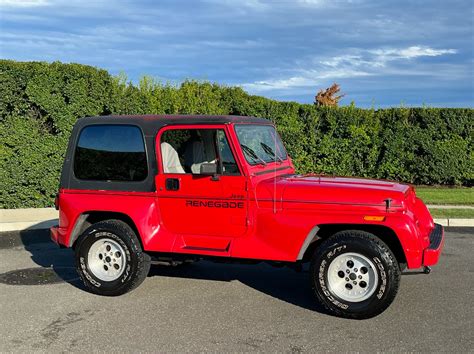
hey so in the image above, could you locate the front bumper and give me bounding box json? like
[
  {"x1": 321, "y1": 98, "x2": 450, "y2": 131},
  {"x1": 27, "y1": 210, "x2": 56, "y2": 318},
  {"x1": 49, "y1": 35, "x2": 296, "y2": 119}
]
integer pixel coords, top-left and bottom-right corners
[{"x1": 422, "y1": 223, "x2": 444, "y2": 266}]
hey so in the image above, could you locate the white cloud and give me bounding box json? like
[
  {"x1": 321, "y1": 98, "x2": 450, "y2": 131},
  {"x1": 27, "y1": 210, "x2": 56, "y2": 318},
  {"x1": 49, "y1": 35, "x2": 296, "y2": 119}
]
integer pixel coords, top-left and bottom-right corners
[
  {"x1": 320, "y1": 54, "x2": 385, "y2": 69},
  {"x1": 204, "y1": 0, "x2": 268, "y2": 11},
  {"x1": 205, "y1": 0, "x2": 359, "y2": 12},
  {"x1": 323, "y1": 46, "x2": 457, "y2": 69},
  {"x1": 244, "y1": 76, "x2": 314, "y2": 91},
  {"x1": 243, "y1": 68, "x2": 371, "y2": 92},
  {"x1": 295, "y1": 0, "x2": 363, "y2": 7},
  {"x1": 297, "y1": 0, "x2": 326, "y2": 6},
  {"x1": 0, "y1": 0, "x2": 49, "y2": 7},
  {"x1": 242, "y1": 45, "x2": 458, "y2": 92},
  {"x1": 199, "y1": 39, "x2": 270, "y2": 49},
  {"x1": 370, "y1": 46, "x2": 457, "y2": 60}
]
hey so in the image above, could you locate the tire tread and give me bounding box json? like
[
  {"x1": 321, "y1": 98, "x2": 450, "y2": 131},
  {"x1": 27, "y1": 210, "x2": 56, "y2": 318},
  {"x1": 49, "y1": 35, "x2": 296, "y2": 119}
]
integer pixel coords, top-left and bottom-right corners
[
  {"x1": 310, "y1": 230, "x2": 401, "y2": 319},
  {"x1": 75, "y1": 219, "x2": 151, "y2": 296}
]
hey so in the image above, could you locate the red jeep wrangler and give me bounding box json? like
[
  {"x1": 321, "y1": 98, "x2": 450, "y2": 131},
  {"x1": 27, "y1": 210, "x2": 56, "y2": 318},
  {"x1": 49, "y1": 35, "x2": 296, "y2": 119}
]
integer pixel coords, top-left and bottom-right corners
[{"x1": 51, "y1": 115, "x2": 444, "y2": 319}]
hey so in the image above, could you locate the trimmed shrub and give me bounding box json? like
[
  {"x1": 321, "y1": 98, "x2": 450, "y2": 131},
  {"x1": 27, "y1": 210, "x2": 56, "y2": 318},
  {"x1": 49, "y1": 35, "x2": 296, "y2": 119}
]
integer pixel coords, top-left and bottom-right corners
[{"x1": 0, "y1": 60, "x2": 472, "y2": 208}]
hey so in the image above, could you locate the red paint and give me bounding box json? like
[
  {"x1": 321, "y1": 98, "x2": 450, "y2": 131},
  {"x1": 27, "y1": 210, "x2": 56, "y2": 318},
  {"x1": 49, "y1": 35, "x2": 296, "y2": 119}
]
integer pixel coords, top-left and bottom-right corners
[{"x1": 51, "y1": 120, "x2": 443, "y2": 269}]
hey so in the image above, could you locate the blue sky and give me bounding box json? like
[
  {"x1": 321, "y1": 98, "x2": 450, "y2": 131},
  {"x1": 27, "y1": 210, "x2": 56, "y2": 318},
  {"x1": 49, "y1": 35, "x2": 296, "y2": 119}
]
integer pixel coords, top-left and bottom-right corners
[{"x1": 0, "y1": 0, "x2": 472, "y2": 107}]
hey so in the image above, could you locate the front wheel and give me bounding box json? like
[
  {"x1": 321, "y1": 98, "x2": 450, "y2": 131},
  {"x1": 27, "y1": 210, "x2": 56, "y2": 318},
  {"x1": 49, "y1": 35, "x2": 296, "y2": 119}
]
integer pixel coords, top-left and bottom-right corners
[
  {"x1": 310, "y1": 230, "x2": 401, "y2": 319},
  {"x1": 75, "y1": 219, "x2": 151, "y2": 296}
]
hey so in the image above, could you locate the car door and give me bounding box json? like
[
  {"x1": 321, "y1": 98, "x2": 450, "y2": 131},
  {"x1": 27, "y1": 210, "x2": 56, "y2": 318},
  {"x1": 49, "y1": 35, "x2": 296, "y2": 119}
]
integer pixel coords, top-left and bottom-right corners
[{"x1": 155, "y1": 125, "x2": 248, "y2": 254}]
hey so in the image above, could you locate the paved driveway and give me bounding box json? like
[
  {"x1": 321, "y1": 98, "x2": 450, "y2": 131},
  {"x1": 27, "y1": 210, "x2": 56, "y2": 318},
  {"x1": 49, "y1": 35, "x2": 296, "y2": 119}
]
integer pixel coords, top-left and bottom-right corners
[{"x1": 0, "y1": 228, "x2": 472, "y2": 352}]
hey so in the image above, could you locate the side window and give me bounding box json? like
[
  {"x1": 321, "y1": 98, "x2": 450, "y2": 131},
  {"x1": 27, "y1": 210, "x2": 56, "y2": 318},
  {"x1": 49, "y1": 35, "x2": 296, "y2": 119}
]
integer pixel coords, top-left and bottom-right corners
[
  {"x1": 217, "y1": 130, "x2": 239, "y2": 175},
  {"x1": 160, "y1": 129, "x2": 239, "y2": 175},
  {"x1": 74, "y1": 125, "x2": 147, "y2": 181}
]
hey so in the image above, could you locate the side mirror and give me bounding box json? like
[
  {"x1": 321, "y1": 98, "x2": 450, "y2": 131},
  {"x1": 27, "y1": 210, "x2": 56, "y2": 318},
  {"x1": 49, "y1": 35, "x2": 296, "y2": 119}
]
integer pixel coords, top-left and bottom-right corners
[{"x1": 200, "y1": 163, "x2": 218, "y2": 176}]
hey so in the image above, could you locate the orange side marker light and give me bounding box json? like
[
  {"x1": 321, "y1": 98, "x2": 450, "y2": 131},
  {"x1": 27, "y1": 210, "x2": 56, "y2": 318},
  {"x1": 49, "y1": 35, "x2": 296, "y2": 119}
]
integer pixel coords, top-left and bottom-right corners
[{"x1": 364, "y1": 215, "x2": 385, "y2": 222}]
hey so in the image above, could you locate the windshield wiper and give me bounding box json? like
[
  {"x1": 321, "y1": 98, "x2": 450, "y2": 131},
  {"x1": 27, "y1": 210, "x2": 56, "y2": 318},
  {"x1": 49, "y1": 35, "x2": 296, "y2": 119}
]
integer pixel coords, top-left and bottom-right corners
[
  {"x1": 260, "y1": 142, "x2": 284, "y2": 163},
  {"x1": 241, "y1": 144, "x2": 267, "y2": 166}
]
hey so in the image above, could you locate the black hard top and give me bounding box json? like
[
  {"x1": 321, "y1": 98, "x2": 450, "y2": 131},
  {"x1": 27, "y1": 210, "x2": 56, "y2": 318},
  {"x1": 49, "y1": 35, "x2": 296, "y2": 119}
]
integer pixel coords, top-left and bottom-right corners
[
  {"x1": 76, "y1": 115, "x2": 271, "y2": 136},
  {"x1": 60, "y1": 115, "x2": 271, "y2": 192}
]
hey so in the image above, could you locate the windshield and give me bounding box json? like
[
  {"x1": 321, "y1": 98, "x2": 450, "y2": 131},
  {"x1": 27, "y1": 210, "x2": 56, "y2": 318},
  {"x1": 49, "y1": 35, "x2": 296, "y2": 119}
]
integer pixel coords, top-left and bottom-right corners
[{"x1": 235, "y1": 124, "x2": 288, "y2": 165}]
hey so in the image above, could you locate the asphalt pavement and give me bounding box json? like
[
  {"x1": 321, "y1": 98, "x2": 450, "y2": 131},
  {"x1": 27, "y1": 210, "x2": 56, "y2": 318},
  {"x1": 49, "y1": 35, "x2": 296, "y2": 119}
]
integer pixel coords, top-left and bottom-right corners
[{"x1": 0, "y1": 228, "x2": 473, "y2": 352}]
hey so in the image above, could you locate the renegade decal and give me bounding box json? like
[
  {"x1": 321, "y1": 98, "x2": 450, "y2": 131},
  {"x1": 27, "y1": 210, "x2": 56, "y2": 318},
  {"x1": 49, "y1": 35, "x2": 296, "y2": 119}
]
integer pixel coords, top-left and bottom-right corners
[{"x1": 185, "y1": 200, "x2": 244, "y2": 209}]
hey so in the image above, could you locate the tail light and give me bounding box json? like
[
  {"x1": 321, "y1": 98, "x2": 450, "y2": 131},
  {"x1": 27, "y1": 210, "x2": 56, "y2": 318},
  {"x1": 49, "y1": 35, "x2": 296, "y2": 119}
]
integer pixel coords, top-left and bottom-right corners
[{"x1": 54, "y1": 193, "x2": 59, "y2": 210}]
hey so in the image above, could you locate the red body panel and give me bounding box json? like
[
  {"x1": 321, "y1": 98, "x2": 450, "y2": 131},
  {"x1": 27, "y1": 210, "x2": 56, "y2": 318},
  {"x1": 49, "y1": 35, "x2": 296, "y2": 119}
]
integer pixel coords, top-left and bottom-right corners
[{"x1": 51, "y1": 121, "x2": 443, "y2": 269}]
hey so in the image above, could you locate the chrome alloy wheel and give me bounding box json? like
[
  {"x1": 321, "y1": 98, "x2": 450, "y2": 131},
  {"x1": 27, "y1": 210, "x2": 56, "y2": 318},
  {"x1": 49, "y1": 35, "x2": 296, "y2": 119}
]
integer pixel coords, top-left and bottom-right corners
[
  {"x1": 327, "y1": 252, "x2": 379, "y2": 302},
  {"x1": 87, "y1": 238, "x2": 126, "y2": 281}
]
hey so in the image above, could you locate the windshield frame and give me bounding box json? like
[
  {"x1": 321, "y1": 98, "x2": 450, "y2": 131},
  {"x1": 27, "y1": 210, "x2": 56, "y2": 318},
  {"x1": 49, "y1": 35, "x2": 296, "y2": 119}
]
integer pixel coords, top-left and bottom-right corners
[{"x1": 234, "y1": 124, "x2": 288, "y2": 166}]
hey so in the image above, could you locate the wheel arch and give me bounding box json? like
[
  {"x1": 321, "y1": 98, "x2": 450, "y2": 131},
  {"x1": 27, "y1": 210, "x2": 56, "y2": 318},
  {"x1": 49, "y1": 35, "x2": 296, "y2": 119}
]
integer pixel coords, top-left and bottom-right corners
[
  {"x1": 300, "y1": 223, "x2": 407, "y2": 268},
  {"x1": 68, "y1": 211, "x2": 141, "y2": 249}
]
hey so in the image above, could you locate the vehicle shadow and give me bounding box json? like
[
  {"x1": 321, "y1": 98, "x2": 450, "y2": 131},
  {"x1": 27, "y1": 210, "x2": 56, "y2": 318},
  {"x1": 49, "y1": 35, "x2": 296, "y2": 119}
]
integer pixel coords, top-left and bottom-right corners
[
  {"x1": 0, "y1": 226, "x2": 84, "y2": 289},
  {"x1": 148, "y1": 261, "x2": 328, "y2": 315},
  {"x1": 10, "y1": 226, "x2": 326, "y2": 314}
]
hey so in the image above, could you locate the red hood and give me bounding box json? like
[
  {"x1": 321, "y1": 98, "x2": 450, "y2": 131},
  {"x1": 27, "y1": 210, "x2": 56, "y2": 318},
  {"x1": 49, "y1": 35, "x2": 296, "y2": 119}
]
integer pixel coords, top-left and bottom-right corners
[{"x1": 256, "y1": 174, "x2": 412, "y2": 209}]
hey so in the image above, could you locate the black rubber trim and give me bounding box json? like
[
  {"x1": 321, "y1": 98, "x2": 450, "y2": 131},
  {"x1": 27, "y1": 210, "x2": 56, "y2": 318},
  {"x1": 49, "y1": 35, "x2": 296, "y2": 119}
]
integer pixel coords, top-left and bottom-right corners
[
  {"x1": 254, "y1": 166, "x2": 292, "y2": 176},
  {"x1": 183, "y1": 246, "x2": 229, "y2": 252},
  {"x1": 428, "y1": 223, "x2": 443, "y2": 250}
]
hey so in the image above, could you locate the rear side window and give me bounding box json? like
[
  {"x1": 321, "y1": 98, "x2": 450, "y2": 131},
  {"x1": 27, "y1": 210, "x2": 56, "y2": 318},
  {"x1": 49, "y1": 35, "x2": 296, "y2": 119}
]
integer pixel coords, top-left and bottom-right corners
[{"x1": 74, "y1": 125, "x2": 147, "y2": 181}]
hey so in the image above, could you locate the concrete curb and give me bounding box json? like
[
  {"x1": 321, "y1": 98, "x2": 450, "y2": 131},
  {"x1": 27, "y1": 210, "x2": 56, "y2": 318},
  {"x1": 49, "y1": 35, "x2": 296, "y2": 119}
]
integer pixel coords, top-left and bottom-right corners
[
  {"x1": 1, "y1": 207, "x2": 473, "y2": 231},
  {"x1": 427, "y1": 205, "x2": 474, "y2": 210},
  {"x1": 434, "y1": 218, "x2": 474, "y2": 227},
  {"x1": 0, "y1": 208, "x2": 57, "y2": 222},
  {"x1": 0, "y1": 208, "x2": 58, "y2": 232},
  {"x1": 0, "y1": 220, "x2": 58, "y2": 232}
]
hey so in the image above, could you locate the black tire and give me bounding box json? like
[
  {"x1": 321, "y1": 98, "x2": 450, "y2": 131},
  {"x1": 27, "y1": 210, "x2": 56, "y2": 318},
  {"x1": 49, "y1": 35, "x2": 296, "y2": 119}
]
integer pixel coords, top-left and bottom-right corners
[
  {"x1": 74, "y1": 219, "x2": 151, "y2": 296},
  {"x1": 310, "y1": 230, "x2": 401, "y2": 319}
]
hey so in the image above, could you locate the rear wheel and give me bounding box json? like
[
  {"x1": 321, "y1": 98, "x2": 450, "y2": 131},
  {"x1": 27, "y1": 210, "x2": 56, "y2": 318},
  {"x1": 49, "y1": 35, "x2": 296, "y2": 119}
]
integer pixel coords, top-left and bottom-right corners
[
  {"x1": 75, "y1": 219, "x2": 151, "y2": 296},
  {"x1": 310, "y1": 230, "x2": 401, "y2": 319}
]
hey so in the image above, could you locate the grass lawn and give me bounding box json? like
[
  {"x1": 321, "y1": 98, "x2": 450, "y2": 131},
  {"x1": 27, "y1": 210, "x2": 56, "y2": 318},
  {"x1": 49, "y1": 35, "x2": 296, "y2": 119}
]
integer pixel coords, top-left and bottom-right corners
[
  {"x1": 415, "y1": 187, "x2": 473, "y2": 205},
  {"x1": 429, "y1": 208, "x2": 474, "y2": 219}
]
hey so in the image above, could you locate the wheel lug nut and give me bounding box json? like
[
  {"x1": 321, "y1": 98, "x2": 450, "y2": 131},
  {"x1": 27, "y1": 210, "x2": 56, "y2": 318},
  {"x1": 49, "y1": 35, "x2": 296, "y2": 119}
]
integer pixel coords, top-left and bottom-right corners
[
  {"x1": 353, "y1": 281, "x2": 357, "y2": 285},
  {"x1": 346, "y1": 269, "x2": 350, "y2": 274},
  {"x1": 345, "y1": 277, "x2": 349, "y2": 281},
  {"x1": 354, "y1": 268, "x2": 358, "y2": 272},
  {"x1": 358, "y1": 275, "x2": 362, "y2": 279}
]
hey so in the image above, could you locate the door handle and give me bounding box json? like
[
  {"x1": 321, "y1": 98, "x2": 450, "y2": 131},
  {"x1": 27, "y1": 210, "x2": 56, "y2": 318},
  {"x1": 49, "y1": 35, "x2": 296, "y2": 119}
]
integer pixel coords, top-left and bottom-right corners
[{"x1": 165, "y1": 178, "x2": 180, "y2": 191}]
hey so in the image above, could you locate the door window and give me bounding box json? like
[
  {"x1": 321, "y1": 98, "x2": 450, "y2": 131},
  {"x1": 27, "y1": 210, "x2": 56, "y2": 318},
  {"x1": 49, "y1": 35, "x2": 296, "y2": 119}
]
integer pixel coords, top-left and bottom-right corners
[{"x1": 160, "y1": 129, "x2": 239, "y2": 175}]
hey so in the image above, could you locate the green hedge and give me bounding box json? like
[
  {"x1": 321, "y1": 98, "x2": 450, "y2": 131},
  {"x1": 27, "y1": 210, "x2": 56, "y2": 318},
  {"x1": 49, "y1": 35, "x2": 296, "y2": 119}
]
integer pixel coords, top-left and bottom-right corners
[{"x1": 1, "y1": 60, "x2": 472, "y2": 208}]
